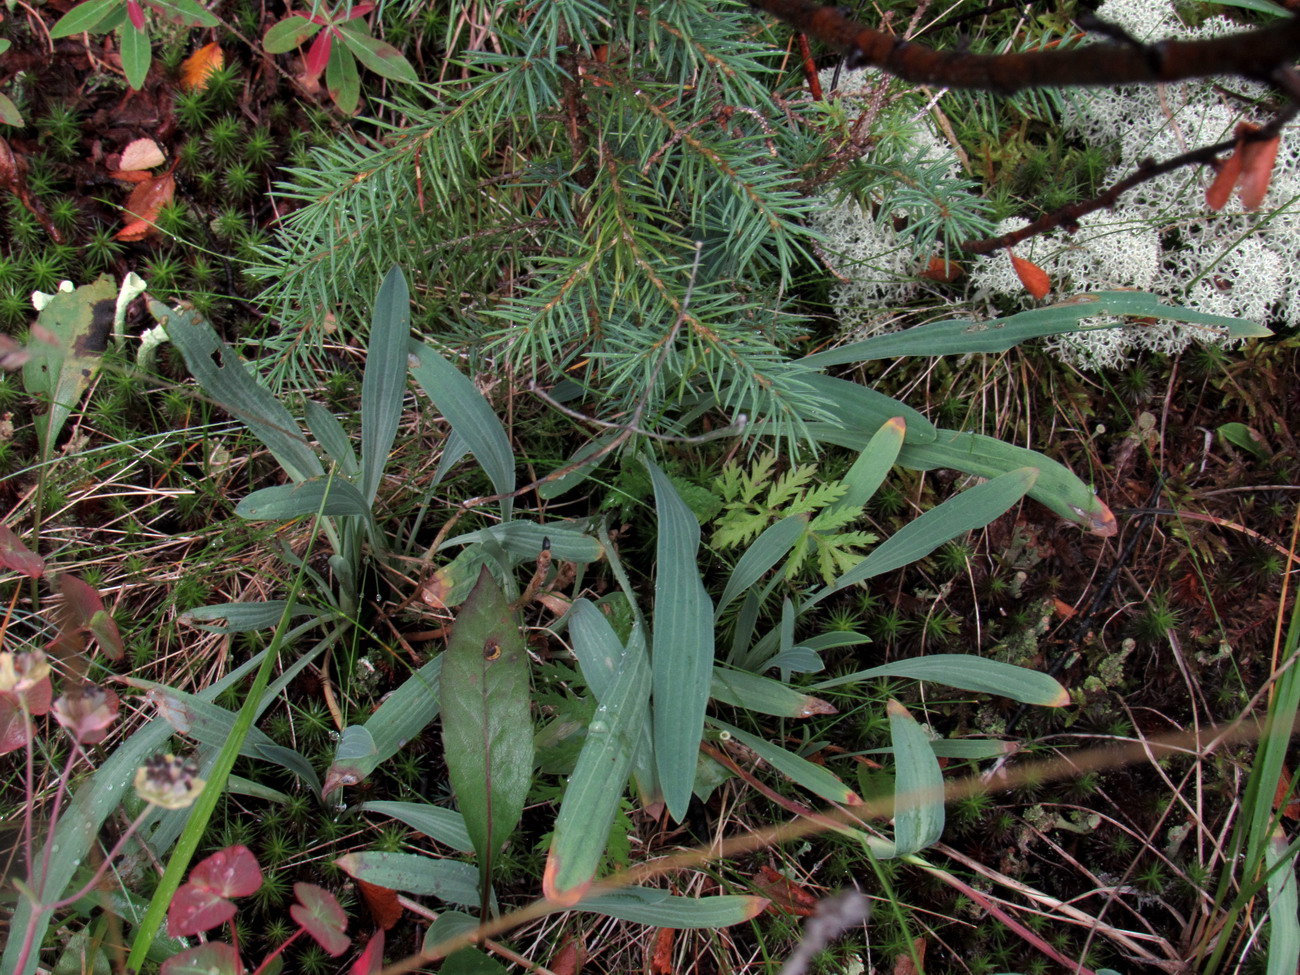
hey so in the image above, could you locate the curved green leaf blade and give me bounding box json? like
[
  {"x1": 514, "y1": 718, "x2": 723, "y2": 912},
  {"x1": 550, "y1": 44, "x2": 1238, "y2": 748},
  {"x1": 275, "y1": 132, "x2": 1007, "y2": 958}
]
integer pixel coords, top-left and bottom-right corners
[
  {"x1": 235, "y1": 476, "x2": 370, "y2": 520},
  {"x1": 361, "y1": 266, "x2": 410, "y2": 505},
  {"x1": 708, "y1": 717, "x2": 860, "y2": 806},
  {"x1": 120, "y1": 19, "x2": 151, "y2": 89},
  {"x1": 441, "y1": 520, "x2": 603, "y2": 564},
  {"x1": 439, "y1": 568, "x2": 533, "y2": 913},
  {"x1": 800, "y1": 373, "x2": 935, "y2": 445},
  {"x1": 304, "y1": 401, "x2": 361, "y2": 476},
  {"x1": 544, "y1": 645, "x2": 650, "y2": 903},
  {"x1": 710, "y1": 666, "x2": 836, "y2": 718},
  {"x1": 716, "y1": 514, "x2": 805, "y2": 616},
  {"x1": 157, "y1": 301, "x2": 322, "y2": 482},
  {"x1": 360, "y1": 800, "x2": 473, "y2": 853},
  {"x1": 801, "y1": 291, "x2": 1270, "y2": 367},
  {"x1": 569, "y1": 887, "x2": 768, "y2": 928},
  {"x1": 335, "y1": 851, "x2": 483, "y2": 908},
  {"x1": 646, "y1": 459, "x2": 714, "y2": 821},
  {"x1": 537, "y1": 433, "x2": 619, "y2": 499},
  {"x1": 337, "y1": 27, "x2": 419, "y2": 83},
  {"x1": 1267, "y1": 827, "x2": 1300, "y2": 975},
  {"x1": 888, "y1": 699, "x2": 944, "y2": 856},
  {"x1": 49, "y1": 0, "x2": 121, "y2": 36},
  {"x1": 410, "y1": 340, "x2": 516, "y2": 520},
  {"x1": 831, "y1": 416, "x2": 906, "y2": 513},
  {"x1": 897, "y1": 430, "x2": 1115, "y2": 535},
  {"x1": 809, "y1": 468, "x2": 1038, "y2": 608},
  {"x1": 263, "y1": 14, "x2": 321, "y2": 52},
  {"x1": 814, "y1": 654, "x2": 1069, "y2": 707}
]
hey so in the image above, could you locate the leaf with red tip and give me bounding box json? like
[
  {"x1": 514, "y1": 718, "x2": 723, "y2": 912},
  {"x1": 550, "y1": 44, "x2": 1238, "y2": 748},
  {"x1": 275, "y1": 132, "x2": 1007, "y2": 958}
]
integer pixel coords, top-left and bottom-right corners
[
  {"x1": 168, "y1": 882, "x2": 236, "y2": 936},
  {"x1": 61, "y1": 575, "x2": 123, "y2": 659},
  {"x1": 292, "y1": 882, "x2": 350, "y2": 956},
  {"x1": 0, "y1": 525, "x2": 44, "y2": 578},
  {"x1": 304, "y1": 29, "x2": 334, "y2": 82},
  {"x1": 1238, "y1": 133, "x2": 1280, "y2": 209},
  {"x1": 351, "y1": 928, "x2": 385, "y2": 975},
  {"x1": 189, "y1": 844, "x2": 263, "y2": 897},
  {"x1": 1010, "y1": 253, "x2": 1050, "y2": 300},
  {"x1": 126, "y1": 0, "x2": 146, "y2": 30}
]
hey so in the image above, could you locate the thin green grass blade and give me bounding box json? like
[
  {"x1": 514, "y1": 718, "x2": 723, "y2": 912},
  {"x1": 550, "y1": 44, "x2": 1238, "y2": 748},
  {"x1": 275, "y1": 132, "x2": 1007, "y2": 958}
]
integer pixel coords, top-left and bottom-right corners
[
  {"x1": 409, "y1": 340, "x2": 516, "y2": 520},
  {"x1": 361, "y1": 266, "x2": 410, "y2": 506},
  {"x1": 1267, "y1": 827, "x2": 1300, "y2": 975},
  {"x1": 645, "y1": 459, "x2": 714, "y2": 821}
]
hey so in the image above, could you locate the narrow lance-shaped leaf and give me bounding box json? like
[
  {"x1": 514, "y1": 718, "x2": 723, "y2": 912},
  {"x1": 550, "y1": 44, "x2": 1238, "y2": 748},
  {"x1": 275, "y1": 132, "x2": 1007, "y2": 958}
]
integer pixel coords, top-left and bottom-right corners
[
  {"x1": 887, "y1": 699, "x2": 945, "y2": 857},
  {"x1": 645, "y1": 460, "x2": 714, "y2": 822},
  {"x1": 361, "y1": 266, "x2": 410, "y2": 506},
  {"x1": 439, "y1": 569, "x2": 533, "y2": 918}
]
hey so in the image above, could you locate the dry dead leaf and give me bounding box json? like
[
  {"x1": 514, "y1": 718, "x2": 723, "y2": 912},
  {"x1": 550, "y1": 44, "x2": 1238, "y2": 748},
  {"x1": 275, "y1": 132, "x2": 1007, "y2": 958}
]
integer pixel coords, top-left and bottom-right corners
[
  {"x1": 116, "y1": 170, "x2": 175, "y2": 241},
  {"x1": 119, "y1": 137, "x2": 165, "y2": 172},
  {"x1": 649, "y1": 927, "x2": 675, "y2": 975},
  {"x1": 1010, "y1": 252, "x2": 1051, "y2": 300},
  {"x1": 181, "y1": 43, "x2": 225, "y2": 92}
]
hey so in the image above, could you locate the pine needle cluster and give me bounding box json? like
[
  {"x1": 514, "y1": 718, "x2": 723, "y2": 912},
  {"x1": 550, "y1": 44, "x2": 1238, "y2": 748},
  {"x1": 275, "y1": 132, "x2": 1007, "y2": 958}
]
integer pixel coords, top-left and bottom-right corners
[{"x1": 250, "y1": 0, "x2": 995, "y2": 443}]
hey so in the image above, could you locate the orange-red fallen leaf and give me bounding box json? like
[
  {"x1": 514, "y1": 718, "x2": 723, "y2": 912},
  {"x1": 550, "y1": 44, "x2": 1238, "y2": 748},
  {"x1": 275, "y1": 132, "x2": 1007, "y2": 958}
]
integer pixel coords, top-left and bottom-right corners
[
  {"x1": 109, "y1": 169, "x2": 153, "y2": 183},
  {"x1": 918, "y1": 254, "x2": 964, "y2": 283},
  {"x1": 752, "y1": 864, "x2": 820, "y2": 917},
  {"x1": 548, "y1": 934, "x2": 584, "y2": 975},
  {"x1": 1010, "y1": 252, "x2": 1050, "y2": 300},
  {"x1": 1206, "y1": 143, "x2": 1243, "y2": 211},
  {"x1": 893, "y1": 938, "x2": 927, "y2": 975},
  {"x1": 1273, "y1": 765, "x2": 1300, "y2": 820},
  {"x1": 357, "y1": 879, "x2": 402, "y2": 930},
  {"x1": 119, "y1": 137, "x2": 165, "y2": 172},
  {"x1": 116, "y1": 170, "x2": 175, "y2": 240},
  {"x1": 649, "y1": 927, "x2": 675, "y2": 975},
  {"x1": 181, "y1": 43, "x2": 225, "y2": 92},
  {"x1": 1052, "y1": 598, "x2": 1076, "y2": 620},
  {"x1": 1237, "y1": 132, "x2": 1280, "y2": 209}
]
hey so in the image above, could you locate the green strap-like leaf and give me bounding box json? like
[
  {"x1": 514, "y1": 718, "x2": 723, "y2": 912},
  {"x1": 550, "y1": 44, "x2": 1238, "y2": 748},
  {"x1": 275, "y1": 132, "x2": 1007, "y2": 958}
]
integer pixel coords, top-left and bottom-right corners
[
  {"x1": 360, "y1": 800, "x2": 473, "y2": 853},
  {"x1": 646, "y1": 459, "x2": 714, "y2": 821},
  {"x1": 887, "y1": 699, "x2": 945, "y2": 856},
  {"x1": 49, "y1": 0, "x2": 121, "y2": 37},
  {"x1": 566, "y1": 888, "x2": 768, "y2": 928},
  {"x1": 439, "y1": 569, "x2": 533, "y2": 915},
  {"x1": 335, "y1": 851, "x2": 484, "y2": 909},
  {"x1": 235, "y1": 476, "x2": 371, "y2": 520},
  {"x1": 544, "y1": 645, "x2": 650, "y2": 902},
  {"x1": 409, "y1": 340, "x2": 516, "y2": 520},
  {"x1": 158, "y1": 302, "x2": 323, "y2": 482},
  {"x1": 716, "y1": 514, "x2": 805, "y2": 616},
  {"x1": 361, "y1": 266, "x2": 410, "y2": 505},
  {"x1": 708, "y1": 717, "x2": 859, "y2": 806},
  {"x1": 813, "y1": 654, "x2": 1069, "y2": 707},
  {"x1": 807, "y1": 468, "x2": 1037, "y2": 609},
  {"x1": 303, "y1": 401, "x2": 361, "y2": 476},
  {"x1": 709, "y1": 666, "x2": 835, "y2": 718},
  {"x1": 801, "y1": 291, "x2": 1270, "y2": 368}
]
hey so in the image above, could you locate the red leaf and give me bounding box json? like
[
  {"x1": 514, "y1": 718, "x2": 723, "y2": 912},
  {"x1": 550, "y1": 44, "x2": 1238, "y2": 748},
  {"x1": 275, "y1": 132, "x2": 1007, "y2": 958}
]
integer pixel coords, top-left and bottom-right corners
[
  {"x1": 0, "y1": 689, "x2": 46, "y2": 755},
  {"x1": 304, "y1": 29, "x2": 334, "y2": 82},
  {"x1": 61, "y1": 575, "x2": 123, "y2": 659},
  {"x1": 126, "y1": 0, "x2": 146, "y2": 30},
  {"x1": 0, "y1": 525, "x2": 43, "y2": 578},
  {"x1": 344, "y1": 3, "x2": 375, "y2": 18},
  {"x1": 351, "y1": 928, "x2": 385, "y2": 975},
  {"x1": 1010, "y1": 252, "x2": 1050, "y2": 300},
  {"x1": 357, "y1": 879, "x2": 401, "y2": 930},
  {"x1": 168, "y1": 883, "x2": 236, "y2": 937},
  {"x1": 292, "y1": 882, "x2": 350, "y2": 957},
  {"x1": 1238, "y1": 132, "x2": 1280, "y2": 209},
  {"x1": 549, "y1": 933, "x2": 584, "y2": 975},
  {"x1": 918, "y1": 255, "x2": 963, "y2": 283},
  {"x1": 115, "y1": 171, "x2": 175, "y2": 240},
  {"x1": 649, "y1": 927, "x2": 674, "y2": 975},
  {"x1": 1207, "y1": 135, "x2": 1245, "y2": 211},
  {"x1": 189, "y1": 845, "x2": 263, "y2": 898},
  {"x1": 752, "y1": 865, "x2": 821, "y2": 917}
]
